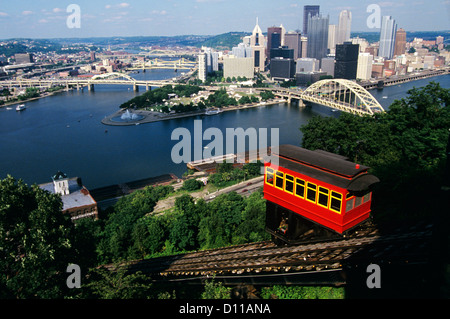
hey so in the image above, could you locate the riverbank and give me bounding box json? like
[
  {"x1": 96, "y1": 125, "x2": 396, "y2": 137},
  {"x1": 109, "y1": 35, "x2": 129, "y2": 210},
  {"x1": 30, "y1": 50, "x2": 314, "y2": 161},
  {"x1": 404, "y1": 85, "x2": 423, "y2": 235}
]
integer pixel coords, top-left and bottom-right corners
[
  {"x1": 101, "y1": 98, "x2": 286, "y2": 126},
  {"x1": 0, "y1": 88, "x2": 67, "y2": 108}
]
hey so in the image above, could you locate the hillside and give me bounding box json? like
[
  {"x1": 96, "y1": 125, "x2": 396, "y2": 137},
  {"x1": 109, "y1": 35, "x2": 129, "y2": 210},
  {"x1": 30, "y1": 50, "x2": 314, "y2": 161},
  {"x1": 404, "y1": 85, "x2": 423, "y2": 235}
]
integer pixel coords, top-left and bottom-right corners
[{"x1": 195, "y1": 32, "x2": 250, "y2": 50}]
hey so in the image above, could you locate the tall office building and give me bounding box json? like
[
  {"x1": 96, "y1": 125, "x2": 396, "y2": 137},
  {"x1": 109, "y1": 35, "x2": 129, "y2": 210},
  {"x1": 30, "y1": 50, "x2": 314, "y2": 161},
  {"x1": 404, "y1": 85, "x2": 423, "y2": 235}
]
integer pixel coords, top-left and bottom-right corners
[
  {"x1": 267, "y1": 26, "x2": 282, "y2": 59},
  {"x1": 296, "y1": 58, "x2": 319, "y2": 72},
  {"x1": 223, "y1": 56, "x2": 254, "y2": 79},
  {"x1": 394, "y1": 28, "x2": 406, "y2": 57},
  {"x1": 307, "y1": 14, "x2": 329, "y2": 62},
  {"x1": 379, "y1": 16, "x2": 397, "y2": 60},
  {"x1": 270, "y1": 58, "x2": 296, "y2": 80},
  {"x1": 334, "y1": 42, "x2": 359, "y2": 79},
  {"x1": 198, "y1": 53, "x2": 207, "y2": 82},
  {"x1": 301, "y1": 36, "x2": 308, "y2": 58},
  {"x1": 250, "y1": 19, "x2": 266, "y2": 72},
  {"x1": 321, "y1": 57, "x2": 335, "y2": 77},
  {"x1": 303, "y1": 5, "x2": 320, "y2": 35},
  {"x1": 280, "y1": 24, "x2": 286, "y2": 46},
  {"x1": 270, "y1": 46, "x2": 295, "y2": 80},
  {"x1": 232, "y1": 43, "x2": 252, "y2": 58},
  {"x1": 356, "y1": 53, "x2": 373, "y2": 80},
  {"x1": 328, "y1": 24, "x2": 337, "y2": 55},
  {"x1": 337, "y1": 10, "x2": 352, "y2": 45},
  {"x1": 270, "y1": 46, "x2": 294, "y2": 60},
  {"x1": 285, "y1": 31, "x2": 302, "y2": 59}
]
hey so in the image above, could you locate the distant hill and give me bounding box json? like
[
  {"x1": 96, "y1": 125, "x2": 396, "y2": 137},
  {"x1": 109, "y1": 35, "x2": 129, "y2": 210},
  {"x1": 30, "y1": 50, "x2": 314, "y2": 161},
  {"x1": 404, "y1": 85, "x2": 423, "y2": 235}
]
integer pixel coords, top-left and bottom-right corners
[
  {"x1": 194, "y1": 32, "x2": 251, "y2": 50},
  {"x1": 3, "y1": 30, "x2": 448, "y2": 55},
  {"x1": 351, "y1": 30, "x2": 450, "y2": 44}
]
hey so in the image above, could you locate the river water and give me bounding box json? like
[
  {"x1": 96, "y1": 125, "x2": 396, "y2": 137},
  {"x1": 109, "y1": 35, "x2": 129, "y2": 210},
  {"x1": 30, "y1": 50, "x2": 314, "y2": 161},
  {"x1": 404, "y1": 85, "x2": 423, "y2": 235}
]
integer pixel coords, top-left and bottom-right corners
[{"x1": 0, "y1": 70, "x2": 449, "y2": 189}]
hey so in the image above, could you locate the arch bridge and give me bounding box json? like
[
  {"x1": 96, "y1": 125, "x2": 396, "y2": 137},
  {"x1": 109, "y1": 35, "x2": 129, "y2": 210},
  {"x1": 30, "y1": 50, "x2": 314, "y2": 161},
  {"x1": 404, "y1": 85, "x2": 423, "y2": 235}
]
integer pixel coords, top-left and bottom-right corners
[
  {"x1": 273, "y1": 79, "x2": 385, "y2": 116},
  {"x1": 128, "y1": 58, "x2": 197, "y2": 71},
  {"x1": 0, "y1": 72, "x2": 177, "y2": 92}
]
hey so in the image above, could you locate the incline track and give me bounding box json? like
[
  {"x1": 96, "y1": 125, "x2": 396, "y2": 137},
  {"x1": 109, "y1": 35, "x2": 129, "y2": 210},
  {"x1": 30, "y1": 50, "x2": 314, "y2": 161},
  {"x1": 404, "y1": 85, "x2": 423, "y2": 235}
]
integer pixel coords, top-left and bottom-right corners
[{"x1": 104, "y1": 222, "x2": 433, "y2": 283}]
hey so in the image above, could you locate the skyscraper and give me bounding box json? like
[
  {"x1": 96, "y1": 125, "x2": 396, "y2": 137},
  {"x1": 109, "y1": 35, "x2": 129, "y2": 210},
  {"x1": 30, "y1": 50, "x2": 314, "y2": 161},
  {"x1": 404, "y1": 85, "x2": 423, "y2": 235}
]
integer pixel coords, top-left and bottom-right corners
[
  {"x1": 250, "y1": 18, "x2": 266, "y2": 73},
  {"x1": 198, "y1": 53, "x2": 207, "y2": 82},
  {"x1": 334, "y1": 42, "x2": 359, "y2": 79},
  {"x1": 379, "y1": 16, "x2": 397, "y2": 59},
  {"x1": 328, "y1": 24, "x2": 337, "y2": 55},
  {"x1": 303, "y1": 5, "x2": 320, "y2": 35},
  {"x1": 285, "y1": 31, "x2": 302, "y2": 59},
  {"x1": 357, "y1": 53, "x2": 373, "y2": 80},
  {"x1": 394, "y1": 28, "x2": 406, "y2": 57},
  {"x1": 337, "y1": 10, "x2": 352, "y2": 45},
  {"x1": 306, "y1": 14, "x2": 329, "y2": 62},
  {"x1": 267, "y1": 26, "x2": 282, "y2": 59}
]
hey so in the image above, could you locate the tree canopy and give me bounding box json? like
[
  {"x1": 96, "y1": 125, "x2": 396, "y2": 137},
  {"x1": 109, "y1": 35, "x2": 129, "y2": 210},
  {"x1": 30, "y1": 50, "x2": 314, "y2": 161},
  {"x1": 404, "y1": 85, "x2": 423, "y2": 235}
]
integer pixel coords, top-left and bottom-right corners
[{"x1": 0, "y1": 176, "x2": 74, "y2": 298}]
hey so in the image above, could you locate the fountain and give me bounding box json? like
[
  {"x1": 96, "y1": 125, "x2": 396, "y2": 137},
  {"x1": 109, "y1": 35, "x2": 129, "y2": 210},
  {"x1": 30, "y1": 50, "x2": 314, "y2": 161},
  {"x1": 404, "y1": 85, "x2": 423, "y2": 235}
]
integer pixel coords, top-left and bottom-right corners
[
  {"x1": 121, "y1": 109, "x2": 139, "y2": 120},
  {"x1": 110, "y1": 109, "x2": 145, "y2": 123}
]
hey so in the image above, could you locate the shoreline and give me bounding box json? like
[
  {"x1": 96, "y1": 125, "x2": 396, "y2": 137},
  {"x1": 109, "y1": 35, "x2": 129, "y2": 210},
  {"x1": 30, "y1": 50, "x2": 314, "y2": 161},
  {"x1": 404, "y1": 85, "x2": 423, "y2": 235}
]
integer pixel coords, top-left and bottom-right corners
[
  {"x1": 101, "y1": 99, "x2": 285, "y2": 126},
  {"x1": 0, "y1": 88, "x2": 67, "y2": 108}
]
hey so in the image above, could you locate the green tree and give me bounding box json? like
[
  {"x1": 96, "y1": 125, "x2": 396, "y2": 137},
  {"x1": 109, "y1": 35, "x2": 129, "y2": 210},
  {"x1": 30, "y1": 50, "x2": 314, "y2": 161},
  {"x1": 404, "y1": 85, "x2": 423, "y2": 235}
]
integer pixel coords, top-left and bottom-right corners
[
  {"x1": 0, "y1": 176, "x2": 74, "y2": 299},
  {"x1": 97, "y1": 185, "x2": 173, "y2": 263},
  {"x1": 130, "y1": 216, "x2": 166, "y2": 259},
  {"x1": 84, "y1": 266, "x2": 153, "y2": 299},
  {"x1": 235, "y1": 191, "x2": 268, "y2": 244},
  {"x1": 169, "y1": 195, "x2": 202, "y2": 251},
  {"x1": 181, "y1": 178, "x2": 203, "y2": 191},
  {"x1": 380, "y1": 82, "x2": 450, "y2": 168},
  {"x1": 198, "y1": 192, "x2": 245, "y2": 249},
  {"x1": 201, "y1": 277, "x2": 231, "y2": 299}
]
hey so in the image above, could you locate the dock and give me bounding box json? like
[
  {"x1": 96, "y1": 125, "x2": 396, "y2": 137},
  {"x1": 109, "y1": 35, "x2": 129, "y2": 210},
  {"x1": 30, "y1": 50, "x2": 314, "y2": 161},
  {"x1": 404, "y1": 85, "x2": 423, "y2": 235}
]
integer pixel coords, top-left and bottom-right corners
[{"x1": 187, "y1": 147, "x2": 271, "y2": 173}]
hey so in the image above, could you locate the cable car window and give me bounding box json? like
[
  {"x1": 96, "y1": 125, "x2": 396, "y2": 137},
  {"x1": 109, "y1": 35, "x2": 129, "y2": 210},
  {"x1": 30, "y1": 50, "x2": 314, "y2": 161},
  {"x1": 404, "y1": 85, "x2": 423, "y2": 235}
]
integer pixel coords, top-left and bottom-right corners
[
  {"x1": 285, "y1": 174, "x2": 294, "y2": 194},
  {"x1": 330, "y1": 191, "x2": 342, "y2": 213},
  {"x1": 275, "y1": 171, "x2": 284, "y2": 189},
  {"x1": 355, "y1": 196, "x2": 363, "y2": 207},
  {"x1": 306, "y1": 183, "x2": 317, "y2": 203},
  {"x1": 265, "y1": 167, "x2": 274, "y2": 185},
  {"x1": 295, "y1": 178, "x2": 305, "y2": 198},
  {"x1": 346, "y1": 198, "x2": 354, "y2": 212},
  {"x1": 318, "y1": 187, "x2": 329, "y2": 208},
  {"x1": 363, "y1": 192, "x2": 371, "y2": 203}
]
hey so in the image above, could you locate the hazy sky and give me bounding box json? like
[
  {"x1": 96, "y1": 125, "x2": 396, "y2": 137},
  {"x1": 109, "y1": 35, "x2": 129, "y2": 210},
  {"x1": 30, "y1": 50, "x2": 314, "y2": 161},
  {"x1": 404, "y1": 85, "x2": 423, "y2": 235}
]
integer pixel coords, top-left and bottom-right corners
[{"x1": 0, "y1": 0, "x2": 449, "y2": 39}]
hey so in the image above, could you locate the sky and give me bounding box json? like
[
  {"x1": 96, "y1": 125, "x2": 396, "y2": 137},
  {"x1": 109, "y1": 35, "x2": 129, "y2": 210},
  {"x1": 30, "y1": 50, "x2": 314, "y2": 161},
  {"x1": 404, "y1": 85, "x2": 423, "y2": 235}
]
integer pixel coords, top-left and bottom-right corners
[{"x1": 0, "y1": 0, "x2": 449, "y2": 39}]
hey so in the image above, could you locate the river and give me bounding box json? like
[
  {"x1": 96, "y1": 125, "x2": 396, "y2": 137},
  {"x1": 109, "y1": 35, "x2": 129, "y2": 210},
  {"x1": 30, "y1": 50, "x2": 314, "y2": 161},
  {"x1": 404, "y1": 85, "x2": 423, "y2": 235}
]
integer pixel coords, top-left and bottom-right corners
[{"x1": 0, "y1": 70, "x2": 449, "y2": 189}]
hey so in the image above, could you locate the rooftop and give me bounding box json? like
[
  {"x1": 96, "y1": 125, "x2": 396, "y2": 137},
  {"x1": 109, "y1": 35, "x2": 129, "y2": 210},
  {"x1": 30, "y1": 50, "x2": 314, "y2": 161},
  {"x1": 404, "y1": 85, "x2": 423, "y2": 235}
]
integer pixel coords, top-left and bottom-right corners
[{"x1": 39, "y1": 177, "x2": 97, "y2": 211}]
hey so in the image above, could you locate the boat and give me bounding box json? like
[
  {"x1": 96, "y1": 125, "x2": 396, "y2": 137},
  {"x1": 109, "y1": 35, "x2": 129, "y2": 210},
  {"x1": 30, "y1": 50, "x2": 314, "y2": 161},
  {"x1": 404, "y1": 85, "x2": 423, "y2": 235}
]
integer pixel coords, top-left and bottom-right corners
[
  {"x1": 16, "y1": 104, "x2": 26, "y2": 111},
  {"x1": 205, "y1": 108, "x2": 222, "y2": 115}
]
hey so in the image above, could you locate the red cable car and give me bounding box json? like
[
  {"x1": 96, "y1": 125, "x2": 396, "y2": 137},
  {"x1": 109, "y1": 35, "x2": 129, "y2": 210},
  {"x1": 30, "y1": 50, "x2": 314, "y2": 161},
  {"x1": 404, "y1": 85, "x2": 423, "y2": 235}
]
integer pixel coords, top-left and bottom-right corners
[{"x1": 264, "y1": 145, "x2": 379, "y2": 244}]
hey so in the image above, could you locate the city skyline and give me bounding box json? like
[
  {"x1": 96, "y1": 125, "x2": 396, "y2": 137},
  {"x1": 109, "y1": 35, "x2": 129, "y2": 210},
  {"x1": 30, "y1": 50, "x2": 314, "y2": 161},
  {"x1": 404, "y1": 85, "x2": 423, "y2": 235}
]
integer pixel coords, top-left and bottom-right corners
[{"x1": 0, "y1": 0, "x2": 449, "y2": 39}]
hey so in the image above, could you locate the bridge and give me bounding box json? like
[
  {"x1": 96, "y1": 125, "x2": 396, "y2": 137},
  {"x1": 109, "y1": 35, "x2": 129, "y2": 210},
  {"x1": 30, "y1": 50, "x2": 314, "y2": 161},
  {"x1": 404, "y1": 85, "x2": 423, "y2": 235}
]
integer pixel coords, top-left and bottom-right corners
[
  {"x1": 270, "y1": 79, "x2": 385, "y2": 116},
  {"x1": 127, "y1": 58, "x2": 197, "y2": 71},
  {"x1": 0, "y1": 72, "x2": 178, "y2": 92}
]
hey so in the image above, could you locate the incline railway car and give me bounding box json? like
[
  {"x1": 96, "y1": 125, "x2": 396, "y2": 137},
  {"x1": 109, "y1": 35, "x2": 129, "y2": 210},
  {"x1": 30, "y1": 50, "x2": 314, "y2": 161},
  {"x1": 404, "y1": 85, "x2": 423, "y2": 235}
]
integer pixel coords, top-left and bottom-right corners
[{"x1": 264, "y1": 145, "x2": 379, "y2": 244}]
